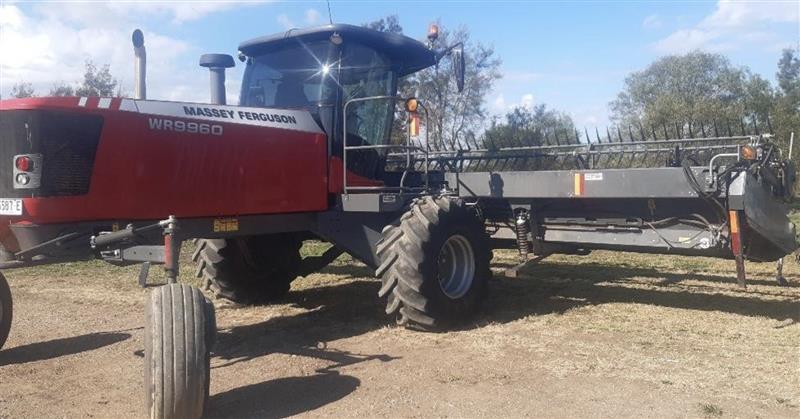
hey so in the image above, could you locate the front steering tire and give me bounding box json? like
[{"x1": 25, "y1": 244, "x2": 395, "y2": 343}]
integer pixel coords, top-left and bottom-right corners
[{"x1": 0, "y1": 272, "x2": 11, "y2": 350}]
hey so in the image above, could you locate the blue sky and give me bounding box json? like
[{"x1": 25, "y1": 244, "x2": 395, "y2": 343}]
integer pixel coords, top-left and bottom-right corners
[{"x1": 1, "y1": 0, "x2": 798, "y2": 128}]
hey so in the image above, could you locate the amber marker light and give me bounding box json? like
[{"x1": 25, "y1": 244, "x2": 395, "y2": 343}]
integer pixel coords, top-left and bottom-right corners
[
  {"x1": 405, "y1": 97, "x2": 419, "y2": 113},
  {"x1": 740, "y1": 145, "x2": 757, "y2": 160}
]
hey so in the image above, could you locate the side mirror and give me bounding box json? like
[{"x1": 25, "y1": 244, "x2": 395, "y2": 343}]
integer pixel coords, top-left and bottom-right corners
[{"x1": 453, "y1": 47, "x2": 465, "y2": 92}]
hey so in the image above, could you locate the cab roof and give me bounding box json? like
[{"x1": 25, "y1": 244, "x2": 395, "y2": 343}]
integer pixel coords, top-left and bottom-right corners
[{"x1": 238, "y1": 24, "x2": 436, "y2": 76}]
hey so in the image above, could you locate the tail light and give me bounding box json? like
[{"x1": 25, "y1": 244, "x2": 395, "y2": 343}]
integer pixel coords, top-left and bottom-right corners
[
  {"x1": 13, "y1": 153, "x2": 42, "y2": 190},
  {"x1": 15, "y1": 156, "x2": 33, "y2": 172}
]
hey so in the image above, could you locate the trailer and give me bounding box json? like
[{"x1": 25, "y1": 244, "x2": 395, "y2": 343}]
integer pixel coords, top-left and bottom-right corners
[{"x1": 0, "y1": 24, "x2": 795, "y2": 418}]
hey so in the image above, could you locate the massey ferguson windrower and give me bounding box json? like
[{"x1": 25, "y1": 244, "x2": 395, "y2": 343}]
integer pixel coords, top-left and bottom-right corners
[{"x1": 0, "y1": 25, "x2": 796, "y2": 418}]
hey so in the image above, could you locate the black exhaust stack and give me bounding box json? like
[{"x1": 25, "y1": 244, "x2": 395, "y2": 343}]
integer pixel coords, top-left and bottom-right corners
[{"x1": 199, "y1": 54, "x2": 235, "y2": 105}]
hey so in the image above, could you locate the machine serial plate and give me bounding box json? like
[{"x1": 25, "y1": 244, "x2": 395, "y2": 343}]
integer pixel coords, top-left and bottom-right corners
[{"x1": 0, "y1": 199, "x2": 22, "y2": 215}]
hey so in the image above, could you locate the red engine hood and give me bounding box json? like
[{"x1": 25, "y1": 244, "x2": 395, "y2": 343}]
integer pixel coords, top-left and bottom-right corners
[{"x1": 0, "y1": 97, "x2": 330, "y2": 225}]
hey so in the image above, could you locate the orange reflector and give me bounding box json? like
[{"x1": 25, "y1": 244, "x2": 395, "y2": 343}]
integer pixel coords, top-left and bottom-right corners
[
  {"x1": 574, "y1": 173, "x2": 585, "y2": 196},
  {"x1": 729, "y1": 210, "x2": 742, "y2": 255},
  {"x1": 409, "y1": 112, "x2": 420, "y2": 137}
]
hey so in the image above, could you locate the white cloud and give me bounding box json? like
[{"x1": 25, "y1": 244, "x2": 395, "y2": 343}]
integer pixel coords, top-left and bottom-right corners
[
  {"x1": 520, "y1": 93, "x2": 535, "y2": 109},
  {"x1": 0, "y1": 3, "x2": 250, "y2": 103},
  {"x1": 492, "y1": 94, "x2": 506, "y2": 112},
  {"x1": 277, "y1": 13, "x2": 295, "y2": 30},
  {"x1": 490, "y1": 93, "x2": 538, "y2": 114},
  {"x1": 305, "y1": 8, "x2": 322, "y2": 25},
  {"x1": 654, "y1": 0, "x2": 799, "y2": 53},
  {"x1": 642, "y1": 14, "x2": 662, "y2": 29}
]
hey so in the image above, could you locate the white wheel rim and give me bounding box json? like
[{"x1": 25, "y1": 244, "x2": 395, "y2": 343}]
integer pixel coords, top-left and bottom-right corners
[{"x1": 437, "y1": 234, "x2": 476, "y2": 299}]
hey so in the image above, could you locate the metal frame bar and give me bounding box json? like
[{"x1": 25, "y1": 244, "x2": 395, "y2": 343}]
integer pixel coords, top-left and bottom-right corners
[{"x1": 342, "y1": 95, "x2": 429, "y2": 195}]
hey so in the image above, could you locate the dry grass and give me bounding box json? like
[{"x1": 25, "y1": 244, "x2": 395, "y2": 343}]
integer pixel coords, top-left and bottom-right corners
[{"x1": 3, "y1": 232, "x2": 799, "y2": 416}]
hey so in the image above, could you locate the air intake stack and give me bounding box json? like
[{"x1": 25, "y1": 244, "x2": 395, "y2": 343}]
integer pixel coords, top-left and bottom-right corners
[{"x1": 199, "y1": 54, "x2": 235, "y2": 105}]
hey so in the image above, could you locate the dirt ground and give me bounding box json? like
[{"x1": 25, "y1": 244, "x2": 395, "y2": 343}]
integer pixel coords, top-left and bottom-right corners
[{"x1": 0, "y1": 246, "x2": 798, "y2": 418}]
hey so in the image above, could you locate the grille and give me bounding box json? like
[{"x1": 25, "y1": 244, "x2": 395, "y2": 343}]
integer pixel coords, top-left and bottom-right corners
[{"x1": 0, "y1": 110, "x2": 103, "y2": 197}]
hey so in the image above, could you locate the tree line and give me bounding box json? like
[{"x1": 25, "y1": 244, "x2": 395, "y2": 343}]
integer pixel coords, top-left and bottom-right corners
[
  {"x1": 364, "y1": 16, "x2": 799, "y2": 160},
  {"x1": 9, "y1": 60, "x2": 121, "y2": 98}
]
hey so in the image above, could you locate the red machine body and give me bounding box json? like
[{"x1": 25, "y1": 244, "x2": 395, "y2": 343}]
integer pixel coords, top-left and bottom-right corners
[{"x1": 0, "y1": 96, "x2": 340, "y2": 249}]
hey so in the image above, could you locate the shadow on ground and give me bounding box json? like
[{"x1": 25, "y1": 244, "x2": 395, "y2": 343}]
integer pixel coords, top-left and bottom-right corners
[
  {"x1": 205, "y1": 258, "x2": 797, "y2": 415},
  {"x1": 206, "y1": 372, "x2": 360, "y2": 418},
  {"x1": 208, "y1": 279, "x2": 398, "y2": 416},
  {"x1": 486, "y1": 261, "x2": 800, "y2": 323},
  {"x1": 0, "y1": 331, "x2": 131, "y2": 366}
]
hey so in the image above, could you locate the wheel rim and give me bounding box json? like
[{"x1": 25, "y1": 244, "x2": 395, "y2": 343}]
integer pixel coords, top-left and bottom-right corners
[{"x1": 437, "y1": 234, "x2": 476, "y2": 299}]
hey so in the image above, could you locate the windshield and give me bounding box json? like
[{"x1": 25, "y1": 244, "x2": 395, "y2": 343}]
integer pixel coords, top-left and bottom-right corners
[
  {"x1": 240, "y1": 40, "x2": 337, "y2": 110},
  {"x1": 240, "y1": 40, "x2": 397, "y2": 150}
]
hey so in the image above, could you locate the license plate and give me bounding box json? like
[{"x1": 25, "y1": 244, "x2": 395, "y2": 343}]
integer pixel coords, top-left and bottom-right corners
[{"x1": 0, "y1": 199, "x2": 23, "y2": 216}]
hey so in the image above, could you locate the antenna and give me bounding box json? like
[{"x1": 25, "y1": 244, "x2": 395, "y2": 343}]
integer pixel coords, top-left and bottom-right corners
[{"x1": 326, "y1": 0, "x2": 333, "y2": 25}]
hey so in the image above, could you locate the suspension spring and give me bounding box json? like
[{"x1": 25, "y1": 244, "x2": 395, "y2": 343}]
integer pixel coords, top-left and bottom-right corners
[{"x1": 515, "y1": 211, "x2": 532, "y2": 259}]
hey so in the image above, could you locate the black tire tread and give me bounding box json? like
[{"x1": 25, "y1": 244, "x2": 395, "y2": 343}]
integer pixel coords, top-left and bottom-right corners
[
  {"x1": 0, "y1": 273, "x2": 12, "y2": 351},
  {"x1": 192, "y1": 235, "x2": 302, "y2": 304},
  {"x1": 145, "y1": 283, "x2": 213, "y2": 419},
  {"x1": 376, "y1": 196, "x2": 492, "y2": 330}
]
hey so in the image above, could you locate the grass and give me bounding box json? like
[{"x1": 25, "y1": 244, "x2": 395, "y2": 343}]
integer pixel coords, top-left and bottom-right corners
[
  {"x1": 699, "y1": 403, "x2": 724, "y2": 417},
  {"x1": 3, "y1": 231, "x2": 798, "y2": 415}
]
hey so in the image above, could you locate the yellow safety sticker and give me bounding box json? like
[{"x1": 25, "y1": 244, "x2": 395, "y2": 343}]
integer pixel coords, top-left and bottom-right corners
[{"x1": 213, "y1": 218, "x2": 239, "y2": 233}]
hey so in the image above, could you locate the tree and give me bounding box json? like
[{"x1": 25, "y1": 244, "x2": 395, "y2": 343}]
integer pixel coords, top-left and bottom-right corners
[
  {"x1": 777, "y1": 48, "x2": 800, "y2": 101},
  {"x1": 363, "y1": 17, "x2": 501, "y2": 150},
  {"x1": 10, "y1": 82, "x2": 35, "y2": 98},
  {"x1": 610, "y1": 51, "x2": 774, "y2": 138},
  {"x1": 483, "y1": 104, "x2": 577, "y2": 151},
  {"x1": 363, "y1": 15, "x2": 402, "y2": 34},
  {"x1": 407, "y1": 22, "x2": 501, "y2": 150},
  {"x1": 772, "y1": 48, "x2": 800, "y2": 157},
  {"x1": 49, "y1": 82, "x2": 75, "y2": 97},
  {"x1": 75, "y1": 60, "x2": 119, "y2": 97}
]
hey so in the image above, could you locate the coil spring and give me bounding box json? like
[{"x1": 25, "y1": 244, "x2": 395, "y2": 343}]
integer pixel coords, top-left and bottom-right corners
[{"x1": 515, "y1": 212, "x2": 532, "y2": 259}]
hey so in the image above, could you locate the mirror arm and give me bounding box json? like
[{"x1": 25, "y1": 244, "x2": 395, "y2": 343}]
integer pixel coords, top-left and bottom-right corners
[{"x1": 434, "y1": 42, "x2": 464, "y2": 63}]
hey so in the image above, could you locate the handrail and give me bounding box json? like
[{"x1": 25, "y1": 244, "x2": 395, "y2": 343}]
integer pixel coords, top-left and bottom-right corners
[{"x1": 342, "y1": 96, "x2": 429, "y2": 195}]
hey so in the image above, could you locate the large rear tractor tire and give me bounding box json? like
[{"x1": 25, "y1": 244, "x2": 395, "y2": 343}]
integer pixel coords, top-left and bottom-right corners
[
  {"x1": 0, "y1": 272, "x2": 11, "y2": 350},
  {"x1": 145, "y1": 283, "x2": 215, "y2": 419},
  {"x1": 193, "y1": 234, "x2": 302, "y2": 304},
  {"x1": 376, "y1": 196, "x2": 492, "y2": 331}
]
